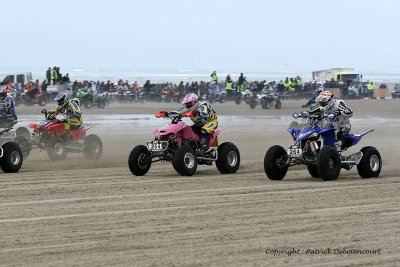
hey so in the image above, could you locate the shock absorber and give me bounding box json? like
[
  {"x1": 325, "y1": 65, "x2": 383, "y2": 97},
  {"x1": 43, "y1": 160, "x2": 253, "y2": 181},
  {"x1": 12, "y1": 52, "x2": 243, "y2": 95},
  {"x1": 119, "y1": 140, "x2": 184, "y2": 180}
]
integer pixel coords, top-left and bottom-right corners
[{"x1": 310, "y1": 141, "x2": 319, "y2": 153}]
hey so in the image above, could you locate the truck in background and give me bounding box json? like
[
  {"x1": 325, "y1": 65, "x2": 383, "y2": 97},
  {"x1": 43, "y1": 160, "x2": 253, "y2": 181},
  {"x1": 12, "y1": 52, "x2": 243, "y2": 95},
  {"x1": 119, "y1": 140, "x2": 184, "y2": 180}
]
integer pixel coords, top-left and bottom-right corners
[
  {"x1": 0, "y1": 72, "x2": 33, "y2": 86},
  {"x1": 312, "y1": 68, "x2": 363, "y2": 83},
  {"x1": 312, "y1": 68, "x2": 367, "y2": 99}
]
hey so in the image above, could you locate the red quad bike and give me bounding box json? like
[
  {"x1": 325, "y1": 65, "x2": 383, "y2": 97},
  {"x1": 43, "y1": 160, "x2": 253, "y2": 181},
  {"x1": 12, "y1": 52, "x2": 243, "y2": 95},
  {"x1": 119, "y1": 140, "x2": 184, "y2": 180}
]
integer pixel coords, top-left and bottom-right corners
[
  {"x1": 128, "y1": 111, "x2": 241, "y2": 176},
  {"x1": 23, "y1": 109, "x2": 103, "y2": 161}
]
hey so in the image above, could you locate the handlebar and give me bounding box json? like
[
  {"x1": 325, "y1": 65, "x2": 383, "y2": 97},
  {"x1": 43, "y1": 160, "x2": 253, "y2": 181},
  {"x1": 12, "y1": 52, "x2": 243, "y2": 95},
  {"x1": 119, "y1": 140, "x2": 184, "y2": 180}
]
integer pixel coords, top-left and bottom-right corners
[
  {"x1": 41, "y1": 108, "x2": 69, "y2": 122},
  {"x1": 293, "y1": 111, "x2": 337, "y2": 121},
  {"x1": 155, "y1": 110, "x2": 196, "y2": 124}
]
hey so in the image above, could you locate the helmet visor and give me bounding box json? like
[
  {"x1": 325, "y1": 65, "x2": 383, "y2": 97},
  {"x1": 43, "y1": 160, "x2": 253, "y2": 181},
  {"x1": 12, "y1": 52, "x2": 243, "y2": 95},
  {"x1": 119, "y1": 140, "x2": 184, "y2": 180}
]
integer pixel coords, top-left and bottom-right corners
[
  {"x1": 319, "y1": 101, "x2": 329, "y2": 107},
  {"x1": 184, "y1": 102, "x2": 193, "y2": 109}
]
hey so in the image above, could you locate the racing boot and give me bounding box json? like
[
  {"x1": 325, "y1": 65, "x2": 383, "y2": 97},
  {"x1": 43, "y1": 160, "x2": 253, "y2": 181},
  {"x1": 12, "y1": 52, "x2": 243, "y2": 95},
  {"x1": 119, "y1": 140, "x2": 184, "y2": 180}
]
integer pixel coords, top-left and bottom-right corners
[{"x1": 198, "y1": 137, "x2": 208, "y2": 157}]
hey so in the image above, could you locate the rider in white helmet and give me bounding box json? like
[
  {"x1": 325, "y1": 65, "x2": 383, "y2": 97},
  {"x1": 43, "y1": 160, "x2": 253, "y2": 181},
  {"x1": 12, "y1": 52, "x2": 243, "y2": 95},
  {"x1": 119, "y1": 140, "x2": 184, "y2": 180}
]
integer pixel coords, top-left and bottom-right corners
[
  {"x1": 0, "y1": 86, "x2": 17, "y2": 128},
  {"x1": 303, "y1": 87, "x2": 323, "y2": 109},
  {"x1": 310, "y1": 90, "x2": 353, "y2": 142},
  {"x1": 165, "y1": 92, "x2": 218, "y2": 156}
]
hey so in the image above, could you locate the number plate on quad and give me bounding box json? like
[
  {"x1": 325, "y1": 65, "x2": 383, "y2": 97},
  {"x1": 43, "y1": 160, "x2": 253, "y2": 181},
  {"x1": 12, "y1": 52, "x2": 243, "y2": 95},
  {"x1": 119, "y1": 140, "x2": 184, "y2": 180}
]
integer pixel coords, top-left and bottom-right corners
[
  {"x1": 288, "y1": 146, "x2": 302, "y2": 157},
  {"x1": 147, "y1": 141, "x2": 168, "y2": 151}
]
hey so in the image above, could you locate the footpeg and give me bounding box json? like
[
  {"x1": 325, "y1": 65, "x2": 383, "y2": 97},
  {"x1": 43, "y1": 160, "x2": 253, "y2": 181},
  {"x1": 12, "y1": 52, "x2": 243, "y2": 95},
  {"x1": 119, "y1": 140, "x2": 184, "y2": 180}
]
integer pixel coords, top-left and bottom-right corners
[{"x1": 346, "y1": 151, "x2": 363, "y2": 165}]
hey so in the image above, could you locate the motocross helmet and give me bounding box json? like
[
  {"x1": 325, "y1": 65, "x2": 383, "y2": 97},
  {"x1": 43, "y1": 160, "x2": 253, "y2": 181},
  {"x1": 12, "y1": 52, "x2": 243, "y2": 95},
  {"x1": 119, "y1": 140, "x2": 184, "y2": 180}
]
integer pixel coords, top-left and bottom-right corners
[
  {"x1": 182, "y1": 93, "x2": 199, "y2": 112},
  {"x1": 0, "y1": 86, "x2": 7, "y2": 100},
  {"x1": 316, "y1": 91, "x2": 334, "y2": 111},
  {"x1": 54, "y1": 92, "x2": 68, "y2": 106},
  {"x1": 314, "y1": 87, "x2": 323, "y2": 96}
]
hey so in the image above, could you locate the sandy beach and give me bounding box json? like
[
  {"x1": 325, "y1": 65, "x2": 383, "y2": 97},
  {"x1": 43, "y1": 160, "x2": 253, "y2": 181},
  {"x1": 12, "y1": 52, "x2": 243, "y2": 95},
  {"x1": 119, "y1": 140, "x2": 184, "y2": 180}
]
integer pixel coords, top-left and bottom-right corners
[{"x1": 1, "y1": 99, "x2": 399, "y2": 266}]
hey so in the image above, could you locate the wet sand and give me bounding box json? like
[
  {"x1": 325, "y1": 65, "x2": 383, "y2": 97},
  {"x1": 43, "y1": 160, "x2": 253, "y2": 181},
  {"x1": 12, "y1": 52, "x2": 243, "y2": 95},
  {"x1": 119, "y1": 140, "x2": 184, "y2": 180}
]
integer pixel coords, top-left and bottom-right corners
[{"x1": 1, "y1": 99, "x2": 399, "y2": 266}]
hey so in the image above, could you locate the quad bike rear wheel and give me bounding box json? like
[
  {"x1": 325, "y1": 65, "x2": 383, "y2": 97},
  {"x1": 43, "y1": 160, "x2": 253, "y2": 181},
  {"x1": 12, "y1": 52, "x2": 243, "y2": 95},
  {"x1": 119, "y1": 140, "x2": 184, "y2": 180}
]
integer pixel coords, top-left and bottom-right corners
[
  {"x1": 83, "y1": 134, "x2": 103, "y2": 160},
  {"x1": 0, "y1": 142, "x2": 23, "y2": 173},
  {"x1": 215, "y1": 142, "x2": 240, "y2": 174},
  {"x1": 357, "y1": 146, "x2": 381, "y2": 178}
]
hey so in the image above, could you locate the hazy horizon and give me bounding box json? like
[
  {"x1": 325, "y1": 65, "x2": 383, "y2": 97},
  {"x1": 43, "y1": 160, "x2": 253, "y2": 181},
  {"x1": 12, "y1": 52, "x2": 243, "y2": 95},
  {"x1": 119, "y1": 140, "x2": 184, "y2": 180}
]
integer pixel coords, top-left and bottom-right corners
[{"x1": 1, "y1": 0, "x2": 399, "y2": 73}]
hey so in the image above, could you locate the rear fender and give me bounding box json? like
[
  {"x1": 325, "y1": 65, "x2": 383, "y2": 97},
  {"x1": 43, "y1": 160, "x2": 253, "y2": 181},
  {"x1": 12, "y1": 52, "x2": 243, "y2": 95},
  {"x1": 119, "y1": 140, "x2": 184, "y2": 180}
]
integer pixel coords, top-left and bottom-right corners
[
  {"x1": 181, "y1": 125, "x2": 199, "y2": 141},
  {"x1": 208, "y1": 129, "x2": 222, "y2": 147},
  {"x1": 70, "y1": 126, "x2": 92, "y2": 141},
  {"x1": 351, "y1": 129, "x2": 374, "y2": 146}
]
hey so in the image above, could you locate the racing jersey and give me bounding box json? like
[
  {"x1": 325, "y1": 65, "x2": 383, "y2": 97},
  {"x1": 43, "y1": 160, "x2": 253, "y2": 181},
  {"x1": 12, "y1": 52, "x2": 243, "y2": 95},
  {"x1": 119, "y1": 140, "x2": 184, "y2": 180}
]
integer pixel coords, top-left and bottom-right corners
[
  {"x1": 55, "y1": 100, "x2": 83, "y2": 126},
  {"x1": 310, "y1": 98, "x2": 353, "y2": 130},
  {"x1": 169, "y1": 101, "x2": 217, "y2": 127},
  {"x1": 0, "y1": 95, "x2": 17, "y2": 119}
]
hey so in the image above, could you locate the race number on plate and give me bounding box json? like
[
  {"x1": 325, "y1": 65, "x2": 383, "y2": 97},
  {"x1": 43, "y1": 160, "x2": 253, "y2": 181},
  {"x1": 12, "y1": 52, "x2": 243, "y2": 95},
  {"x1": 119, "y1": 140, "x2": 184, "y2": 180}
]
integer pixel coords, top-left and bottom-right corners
[
  {"x1": 288, "y1": 146, "x2": 302, "y2": 156},
  {"x1": 147, "y1": 141, "x2": 167, "y2": 151}
]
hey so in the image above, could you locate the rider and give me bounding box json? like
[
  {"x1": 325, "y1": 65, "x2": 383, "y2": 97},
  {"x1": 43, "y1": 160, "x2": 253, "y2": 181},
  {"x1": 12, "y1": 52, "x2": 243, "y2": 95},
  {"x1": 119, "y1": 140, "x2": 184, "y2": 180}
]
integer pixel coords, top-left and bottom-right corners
[
  {"x1": 165, "y1": 93, "x2": 218, "y2": 156},
  {"x1": 310, "y1": 90, "x2": 353, "y2": 142},
  {"x1": 0, "y1": 86, "x2": 17, "y2": 128},
  {"x1": 48, "y1": 92, "x2": 83, "y2": 131}
]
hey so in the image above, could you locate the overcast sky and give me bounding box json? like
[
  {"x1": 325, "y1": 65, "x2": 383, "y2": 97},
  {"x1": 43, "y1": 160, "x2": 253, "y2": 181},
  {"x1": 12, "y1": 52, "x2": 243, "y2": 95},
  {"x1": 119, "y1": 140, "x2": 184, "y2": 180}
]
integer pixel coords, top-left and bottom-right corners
[{"x1": 1, "y1": 0, "x2": 399, "y2": 73}]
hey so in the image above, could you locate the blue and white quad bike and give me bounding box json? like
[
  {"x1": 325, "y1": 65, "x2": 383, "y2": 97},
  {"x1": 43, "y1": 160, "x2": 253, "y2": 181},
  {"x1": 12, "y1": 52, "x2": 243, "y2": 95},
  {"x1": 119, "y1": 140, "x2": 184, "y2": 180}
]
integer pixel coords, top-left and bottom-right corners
[{"x1": 264, "y1": 112, "x2": 382, "y2": 181}]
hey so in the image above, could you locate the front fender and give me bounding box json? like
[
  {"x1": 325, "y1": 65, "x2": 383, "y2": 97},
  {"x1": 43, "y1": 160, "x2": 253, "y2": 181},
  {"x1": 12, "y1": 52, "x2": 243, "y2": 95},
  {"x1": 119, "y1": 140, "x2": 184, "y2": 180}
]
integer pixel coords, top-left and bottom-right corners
[{"x1": 153, "y1": 122, "x2": 186, "y2": 136}]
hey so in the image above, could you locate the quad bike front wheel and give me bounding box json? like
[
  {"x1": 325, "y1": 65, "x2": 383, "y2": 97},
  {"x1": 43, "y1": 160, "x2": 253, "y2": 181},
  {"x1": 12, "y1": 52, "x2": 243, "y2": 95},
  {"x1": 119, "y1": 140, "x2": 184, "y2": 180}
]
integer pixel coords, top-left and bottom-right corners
[
  {"x1": 15, "y1": 127, "x2": 31, "y2": 140},
  {"x1": 14, "y1": 136, "x2": 31, "y2": 159},
  {"x1": 357, "y1": 146, "x2": 382, "y2": 178},
  {"x1": 128, "y1": 145, "x2": 152, "y2": 176},
  {"x1": 235, "y1": 95, "x2": 241, "y2": 105},
  {"x1": 0, "y1": 142, "x2": 23, "y2": 173},
  {"x1": 215, "y1": 142, "x2": 240, "y2": 174},
  {"x1": 83, "y1": 134, "x2": 103, "y2": 160},
  {"x1": 45, "y1": 139, "x2": 68, "y2": 161},
  {"x1": 39, "y1": 95, "x2": 46, "y2": 106},
  {"x1": 249, "y1": 98, "x2": 257, "y2": 109},
  {"x1": 275, "y1": 99, "x2": 282, "y2": 109},
  {"x1": 173, "y1": 146, "x2": 197, "y2": 176},
  {"x1": 261, "y1": 99, "x2": 270, "y2": 109},
  {"x1": 307, "y1": 165, "x2": 320, "y2": 178},
  {"x1": 97, "y1": 100, "x2": 106, "y2": 109},
  {"x1": 317, "y1": 145, "x2": 341, "y2": 181},
  {"x1": 264, "y1": 145, "x2": 288, "y2": 180}
]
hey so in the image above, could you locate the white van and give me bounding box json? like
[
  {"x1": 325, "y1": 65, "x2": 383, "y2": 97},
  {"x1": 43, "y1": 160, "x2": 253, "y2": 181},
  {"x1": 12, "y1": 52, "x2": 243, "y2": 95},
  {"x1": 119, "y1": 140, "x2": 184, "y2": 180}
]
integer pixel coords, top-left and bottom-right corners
[{"x1": 0, "y1": 72, "x2": 33, "y2": 85}]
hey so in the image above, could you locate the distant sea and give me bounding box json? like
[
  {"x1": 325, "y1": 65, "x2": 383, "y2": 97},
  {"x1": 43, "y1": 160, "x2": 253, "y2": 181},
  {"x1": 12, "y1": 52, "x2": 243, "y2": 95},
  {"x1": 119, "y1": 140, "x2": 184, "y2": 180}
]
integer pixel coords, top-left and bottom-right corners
[{"x1": 0, "y1": 67, "x2": 398, "y2": 85}]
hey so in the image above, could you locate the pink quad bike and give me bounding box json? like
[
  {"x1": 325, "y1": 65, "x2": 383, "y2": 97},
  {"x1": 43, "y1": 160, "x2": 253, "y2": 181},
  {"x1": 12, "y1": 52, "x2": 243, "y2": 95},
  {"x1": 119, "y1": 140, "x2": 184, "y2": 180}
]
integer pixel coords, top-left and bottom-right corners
[{"x1": 128, "y1": 111, "x2": 240, "y2": 176}]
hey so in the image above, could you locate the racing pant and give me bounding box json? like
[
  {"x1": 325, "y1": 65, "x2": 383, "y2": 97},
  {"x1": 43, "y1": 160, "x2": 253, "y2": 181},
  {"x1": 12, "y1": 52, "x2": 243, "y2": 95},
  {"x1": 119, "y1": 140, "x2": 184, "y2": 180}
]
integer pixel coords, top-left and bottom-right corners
[
  {"x1": 61, "y1": 116, "x2": 84, "y2": 131},
  {"x1": 192, "y1": 119, "x2": 218, "y2": 155}
]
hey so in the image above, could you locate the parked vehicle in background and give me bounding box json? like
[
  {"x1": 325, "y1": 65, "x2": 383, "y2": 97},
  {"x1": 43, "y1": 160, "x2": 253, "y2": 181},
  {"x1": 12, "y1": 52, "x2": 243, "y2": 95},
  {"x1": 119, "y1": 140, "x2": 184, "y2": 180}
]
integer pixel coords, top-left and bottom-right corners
[
  {"x1": 391, "y1": 83, "x2": 400, "y2": 98},
  {"x1": 0, "y1": 72, "x2": 33, "y2": 86},
  {"x1": 76, "y1": 88, "x2": 107, "y2": 108}
]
